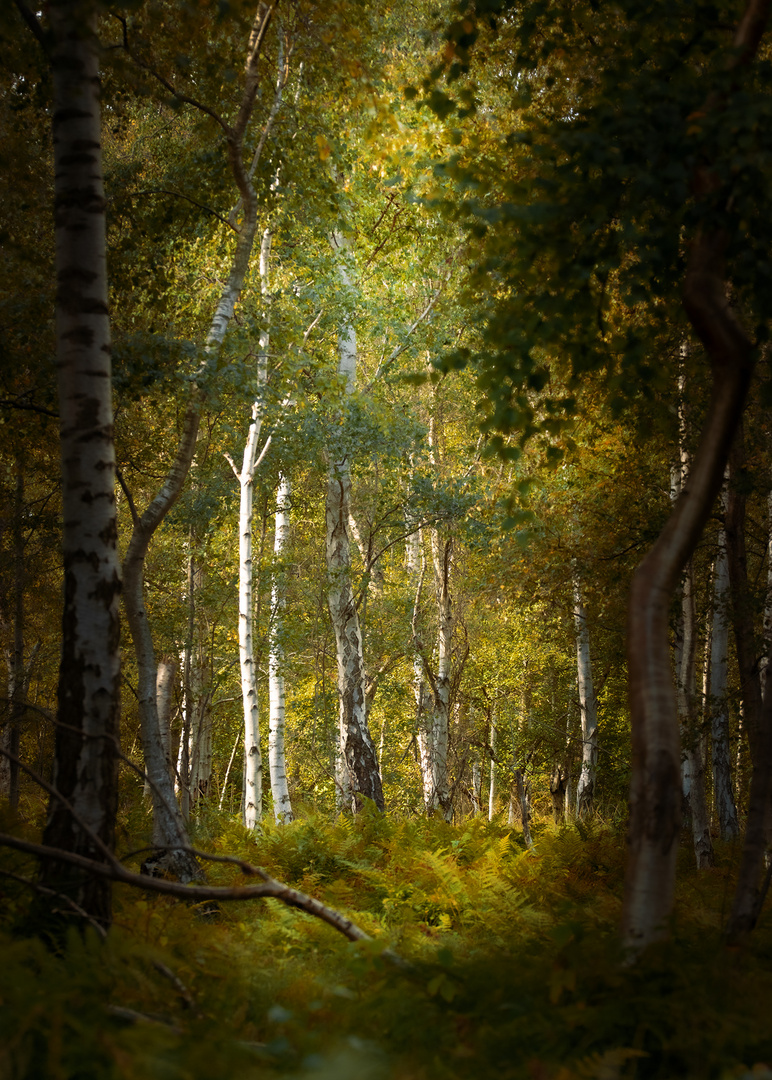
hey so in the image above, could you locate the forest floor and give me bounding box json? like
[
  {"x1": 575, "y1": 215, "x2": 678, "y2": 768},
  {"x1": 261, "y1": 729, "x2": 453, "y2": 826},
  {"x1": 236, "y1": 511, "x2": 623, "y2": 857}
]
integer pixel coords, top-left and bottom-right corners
[{"x1": 1, "y1": 807, "x2": 772, "y2": 1080}]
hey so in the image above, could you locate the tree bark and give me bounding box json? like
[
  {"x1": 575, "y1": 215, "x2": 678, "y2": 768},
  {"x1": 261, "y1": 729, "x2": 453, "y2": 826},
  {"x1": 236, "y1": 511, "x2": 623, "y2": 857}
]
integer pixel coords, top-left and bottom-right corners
[
  {"x1": 725, "y1": 427, "x2": 772, "y2": 938},
  {"x1": 621, "y1": 0, "x2": 767, "y2": 951},
  {"x1": 237, "y1": 228, "x2": 272, "y2": 831},
  {"x1": 710, "y1": 496, "x2": 740, "y2": 839},
  {"x1": 268, "y1": 474, "x2": 293, "y2": 823},
  {"x1": 427, "y1": 529, "x2": 453, "y2": 819},
  {"x1": 573, "y1": 572, "x2": 598, "y2": 819},
  {"x1": 38, "y1": 0, "x2": 121, "y2": 929},
  {"x1": 488, "y1": 709, "x2": 496, "y2": 821},
  {"x1": 325, "y1": 229, "x2": 384, "y2": 812},
  {"x1": 122, "y1": 5, "x2": 276, "y2": 869}
]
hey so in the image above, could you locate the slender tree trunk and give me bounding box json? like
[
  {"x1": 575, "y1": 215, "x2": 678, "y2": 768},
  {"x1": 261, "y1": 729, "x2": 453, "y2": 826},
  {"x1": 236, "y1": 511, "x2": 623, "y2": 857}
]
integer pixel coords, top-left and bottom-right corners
[
  {"x1": 408, "y1": 521, "x2": 434, "y2": 808},
  {"x1": 471, "y1": 756, "x2": 482, "y2": 814},
  {"x1": 622, "y1": 0, "x2": 767, "y2": 950},
  {"x1": 429, "y1": 529, "x2": 453, "y2": 819},
  {"x1": 145, "y1": 657, "x2": 177, "y2": 800},
  {"x1": 268, "y1": 474, "x2": 293, "y2": 823},
  {"x1": 726, "y1": 427, "x2": 772, "y2": 938},
  {"x1": 38, "y1": 0, "x2": 121, "y2": 928},
  {"x1": 488, "y1": 709, "x2": 496, "y2": 821},
  {"x1": 710, "y1": 497, "x2": 740, "y2": 839},
  {"x1": 573, "y1": 572, "x2": 598, "y2": 818},
  {"x1": 325, "y1": 229, "x2": 384, "y2": 811},
  {"x1": 514, "y1": 767, "x2": 533, "y2": 848},
  {"x1": 188, "y1": 624, "x2": 212, "y2": 807},
  {"x1": 233, "y1": 30, "x2": 291, "y2": 826},
  {"x1": 122, "y1": 5, "x2": 275, "y2": 876},
  {"x1": 672, "y1": 378, "x2": 714, "y2": 867},
  {"x1": 677, "y1": 558, "x2": 714, "y2": 868},
  {"x1": 550, "y1": 763, "x2": 568, "y2": 825},
  {"x1": 237, "y1": 238, "x2": 270, "y2": 828}
]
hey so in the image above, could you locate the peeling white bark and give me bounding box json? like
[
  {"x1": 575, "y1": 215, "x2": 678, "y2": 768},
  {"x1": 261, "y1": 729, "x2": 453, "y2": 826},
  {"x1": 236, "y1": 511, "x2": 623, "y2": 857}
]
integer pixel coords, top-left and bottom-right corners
[
  {"x1": 573, "y1": 573, "x2": 598, "y2": 818},
  {"x1": 488, "y1": 711, "x2": 497, "y2": 821},
  {"x1": 39, "y1": 1, "x2": 122, "y2": 924},
  {"x1": 238, "y1": 228, "x2": 272, "y2": 831},
  {"x1": 268, "y1": 474, "x2": 293, "y2": 823}
]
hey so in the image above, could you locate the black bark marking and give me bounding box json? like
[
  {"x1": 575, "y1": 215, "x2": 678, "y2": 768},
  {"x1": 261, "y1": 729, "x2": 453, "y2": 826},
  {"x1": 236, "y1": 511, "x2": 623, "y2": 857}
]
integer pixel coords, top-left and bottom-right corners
[{"x1": 62, "y1": 325, "x2": 94, "y2": 346}]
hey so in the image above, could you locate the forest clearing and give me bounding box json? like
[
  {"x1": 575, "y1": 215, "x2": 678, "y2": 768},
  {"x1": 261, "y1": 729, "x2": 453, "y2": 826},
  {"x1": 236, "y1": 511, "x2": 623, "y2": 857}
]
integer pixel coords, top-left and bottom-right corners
[{"x1": 2, "y1": 0, "x2": 772, "y2": 1076}]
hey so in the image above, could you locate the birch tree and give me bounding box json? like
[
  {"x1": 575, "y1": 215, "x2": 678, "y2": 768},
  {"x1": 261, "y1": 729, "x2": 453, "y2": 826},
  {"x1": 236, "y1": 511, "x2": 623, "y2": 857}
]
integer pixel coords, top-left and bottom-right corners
[
  {"x1": 326, "y1": 228, "x2": 384, "y2": 811},
  {"x1": 572, "y1": 571, "x2": 598, "y2": 818},
  {"x1": 23, "y1": 0, "x2": 122, "y2": 927},
  {"x1": 670, "y1": 383, "x2": 714, "y2": 869},
  {"x1": 232, "y1": 227, "x2": 272, "y2": 830},
  {"x1": 268, "y1": 474, "x2": 293, "y2": 822},
  {"x1": 120, "y1": 3, "x2": 278, "y2": 878}
]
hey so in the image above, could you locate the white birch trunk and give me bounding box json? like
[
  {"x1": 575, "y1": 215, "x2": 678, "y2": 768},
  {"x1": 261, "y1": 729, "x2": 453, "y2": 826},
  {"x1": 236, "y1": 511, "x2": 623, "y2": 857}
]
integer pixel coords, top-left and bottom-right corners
[
  {"x1": 671, "y1": 395, "x2": 714, "y2": 868},
  {"x1": 488, "y1": 710, "x2": 497, "y2": 821},
  {"x1": 144, "y1": 657, "x2": 176, "y2": 799},
  {"x1": 471, "y1": 757, "x2": 482, "y2": 814},
  {"x1": 233, "y1": 30, "x2": 290, "y2": 825},
  {"x1": 122, "y1": 6, "x2": 277, "y2": 877},
  {"x1": 408, "y1": 517, "x2": 433, "y2": 807},
  {"x1": 188, "y1": 645, "x2": 212, "y2": 806},
  {"x1": 237, "y1": 227, "x2": 273, "y2": 831},
  {"x1": 326, "y1": 229, "x2": 383, "y2": 811},
  {"x1": 429, "y1": 529, "x2": 453, "y2": 819},
  {"x1": 40, "y1": 1, "x2": 121, "y2": 925},
  {"x1": 268, "y1": 474, "x2": 293, "y2": 823},
  {"x1": 573, "y1": 573, "x2": 598, "y2": 818}
]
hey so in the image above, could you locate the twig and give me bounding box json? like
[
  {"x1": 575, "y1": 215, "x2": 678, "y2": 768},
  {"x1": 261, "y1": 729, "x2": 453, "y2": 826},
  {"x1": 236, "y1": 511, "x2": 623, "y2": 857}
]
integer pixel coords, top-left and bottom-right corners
[
  {"x1": 129, "y1": 189, "x2": 238, "y2": 233},
  {"x1": 116, "y1": 467, "x2": 140, "y2": 528},
  {"x1": 107, "y1": 1005, "x2": 182, "y2": 1033},
  {"x1": 152, "y1": 960, "x2": 195, "y2": 1010},
  {"x1": 0, "y1": 830, "x2": 380, "y2": 948}
]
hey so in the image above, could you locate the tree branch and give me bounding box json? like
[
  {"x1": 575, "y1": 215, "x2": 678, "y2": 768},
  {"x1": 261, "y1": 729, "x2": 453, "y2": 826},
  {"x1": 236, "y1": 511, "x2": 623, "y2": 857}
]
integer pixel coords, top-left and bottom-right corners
[{"x1": 0, "y1": 830, "x2": 377, "y2": 947}]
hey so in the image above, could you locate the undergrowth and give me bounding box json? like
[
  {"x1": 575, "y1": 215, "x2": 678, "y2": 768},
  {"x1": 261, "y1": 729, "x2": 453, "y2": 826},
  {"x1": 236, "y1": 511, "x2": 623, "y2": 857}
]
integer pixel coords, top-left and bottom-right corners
[{"x1": 1, "y1": 810, "x2": 771, "y2": 1080}]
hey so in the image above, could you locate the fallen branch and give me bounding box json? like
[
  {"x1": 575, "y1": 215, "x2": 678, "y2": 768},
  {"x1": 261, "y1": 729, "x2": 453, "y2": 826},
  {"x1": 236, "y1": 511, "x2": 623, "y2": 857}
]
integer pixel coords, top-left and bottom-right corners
[{"x1": 0, "y1": 830, "x2": 372, "y2": 946}]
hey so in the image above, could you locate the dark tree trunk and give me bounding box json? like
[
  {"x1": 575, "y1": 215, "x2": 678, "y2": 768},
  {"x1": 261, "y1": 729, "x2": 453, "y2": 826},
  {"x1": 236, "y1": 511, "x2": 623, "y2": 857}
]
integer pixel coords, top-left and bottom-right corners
[
  {"x1": 621, "y1": 0, "x2": 769, "y2": 952},
  {"x1": 38, "y1": 0, "x2": 122, "y2": 930},
  {"x1": 725, "y1": 427, "x2": 772, "y2": 939}
]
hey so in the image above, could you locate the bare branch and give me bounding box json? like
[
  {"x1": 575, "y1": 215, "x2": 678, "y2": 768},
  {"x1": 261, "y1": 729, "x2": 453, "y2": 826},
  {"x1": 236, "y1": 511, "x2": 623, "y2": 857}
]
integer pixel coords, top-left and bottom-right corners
[
  {"x1": 129, "y1": 189, "x2": 238, "y2": 234},
  {"x1": 0, "y1": 831, "x2": 377, "y2": 947},
  {"x1": 116, "y1": 467, "x2": 140, "y2": 528}
]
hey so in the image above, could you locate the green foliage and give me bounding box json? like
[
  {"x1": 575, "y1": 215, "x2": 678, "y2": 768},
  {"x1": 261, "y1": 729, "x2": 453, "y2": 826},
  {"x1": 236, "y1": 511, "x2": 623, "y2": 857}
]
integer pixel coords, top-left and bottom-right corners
[{"x1": 4, "y1": 817, "x2": 772, "y2": 1079}]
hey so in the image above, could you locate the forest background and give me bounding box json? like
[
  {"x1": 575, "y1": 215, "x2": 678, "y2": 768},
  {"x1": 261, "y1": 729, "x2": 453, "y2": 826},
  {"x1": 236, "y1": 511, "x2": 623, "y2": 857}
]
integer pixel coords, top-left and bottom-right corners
[{"x1": 2, "y1": 0, "x2": 772, "y2": 1077}]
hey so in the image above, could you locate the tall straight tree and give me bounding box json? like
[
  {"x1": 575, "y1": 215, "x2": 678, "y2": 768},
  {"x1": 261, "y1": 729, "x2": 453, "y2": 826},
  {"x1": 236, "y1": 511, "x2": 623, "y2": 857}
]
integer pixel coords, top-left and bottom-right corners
[
  {"x1": 710, "y1": 492, "x2": 739, "y2": 840},
  {"x1": 572, "y1": 571, "x2": 598, "y2": 819},
  {"x1": 233, "y1": 227, "x2": 272, "y2": 830},
  {"x1": 22, "y1": 0, "x2": 122, "y2": 928},
  {"x1": 621, "y1": 0, "x2": 768, "y2": 950},
  {"x1": 326, "y1": 227, "x2": 384, "y2": 811},
  {"x1": 268, "y1": 474, "x2": 293, "y2": 823},
  {"x1": 120, "y1": 3, "x2": 277, "y2": 873}
]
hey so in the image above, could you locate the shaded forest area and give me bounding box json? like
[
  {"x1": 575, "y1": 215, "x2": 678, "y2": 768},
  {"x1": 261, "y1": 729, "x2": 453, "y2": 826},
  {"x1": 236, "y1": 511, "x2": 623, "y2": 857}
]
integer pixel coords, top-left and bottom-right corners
[{"x1": 2, "y1": 0, "x2": 772, "y2": 1076}]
